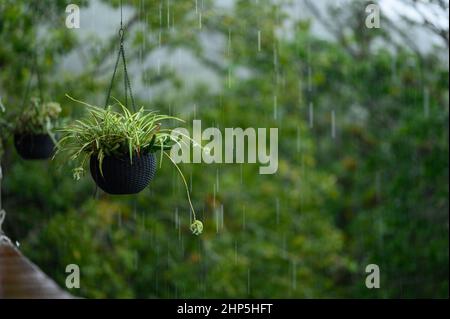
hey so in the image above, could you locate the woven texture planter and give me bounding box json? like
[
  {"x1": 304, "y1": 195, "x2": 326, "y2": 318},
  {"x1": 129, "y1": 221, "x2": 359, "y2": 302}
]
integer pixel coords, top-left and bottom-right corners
[
  {"x1": 90, "y1": 152, "x2": 156, "y2": 195},
  {"x1": 14, "y1": 134, "x2": 55, "y2": 160}
]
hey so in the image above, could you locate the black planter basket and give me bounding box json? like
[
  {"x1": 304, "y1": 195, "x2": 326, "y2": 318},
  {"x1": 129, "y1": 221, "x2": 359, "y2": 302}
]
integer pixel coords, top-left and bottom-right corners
[
  {"x1": 14, "y1": 134, "x2": 55, "y2": 160},
  {"x1": 90, "y1": 152, "x2": 157, "y2": 195}
]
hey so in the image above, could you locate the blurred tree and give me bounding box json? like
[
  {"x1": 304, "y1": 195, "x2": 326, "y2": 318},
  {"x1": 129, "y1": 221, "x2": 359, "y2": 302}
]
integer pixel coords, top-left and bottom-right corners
[
  {"x1": 0, "y1": 0, "x2": 447, "y2": 298},
  {"x1": 303, "y1": 0, "x2": 449, "y2": 297}
]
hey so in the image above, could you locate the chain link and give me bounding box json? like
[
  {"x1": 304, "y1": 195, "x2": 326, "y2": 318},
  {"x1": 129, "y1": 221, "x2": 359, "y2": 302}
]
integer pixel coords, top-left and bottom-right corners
[
  {"x1": 121, "y1": 44, "x2": 136, "y2": 112},
  {"x1": 104, "y1": 26, "x2": 136, "y2": 112},
  {"x1": 104, "y1": 41, "x2": 122, "y2": 108}
]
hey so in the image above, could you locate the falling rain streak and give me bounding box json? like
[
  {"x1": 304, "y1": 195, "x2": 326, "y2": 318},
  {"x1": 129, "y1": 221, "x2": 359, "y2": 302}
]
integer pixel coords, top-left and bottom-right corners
[
  {"x1": 227, "y1": 29, "x2": 232, "y2": 56},
  {"x1": 220, "y1": 205, "x2": 224, "y2": 231},
  {"x1": 291, "y1": 259, "x2": 297, "y2": 291},
  {"x1": 273, "y1": 95, "x2": 278, "y2": 120},
  {"x1": 247, "y1": 268, "x2": 251, "y2": 296},
  {"x1": 331, "y1": 109, "x2": 336, "y2": 138},
  {"x1": 167, "y1": 0, "x2": 170, "y2": 29},
  {"x1": 257, "y1": 30, "x2": 262, "y2": 51},
  {"x1": 159, "y1": 2, "x2": 162, "y2": 27},
  {"x1": 227, "y1": 30, "x2": 232, "y2": 88},
  {"x1": 240, "y1": 163, "x2": 243, "y2": 184},
  {"x1": 216, "y1": 204, "x2": 224, "y2": 234},
  {"x1": 234, "y1": 240, "x2": 238, "y2": 264},
  {"x1": 216, "y1": 168, "x2": 220, "y2": 193},
  {"x1": 242, "y1": 205, "x2": 246, "y2": 230},
  {"x1": 281, "y1": 233, "x2": 287, "y2": 259},
  {"x1": 309, "y1": 102, "x2": 314, "y2": 128},
  {"x1": 174, "y1": 207, "x2": 179, "y2": 229},
  {"x1": 215, "y1": 204, "x2": 219, "y2": 233},
  {"x1": 133, "y1": 251, "x2": 139, "y2": 270},
  {"x1": 424, "y1": 86, "x2": 430, "y2": 117},
  {"x1": 273, "y1": 43, "x2": 277, "y2": 68},
  {"x1": 213, "y1": 184, "x2": 216, "y2": 209},
  {"x1": 307, "y1": 66, "x2": 312, "y2": 92},
  {"x1": 275, "y1": 197, "x2": 280, "y2": 224},
  {"x1": 133, "y1": 199, "x2": 137, "y2": 220}
]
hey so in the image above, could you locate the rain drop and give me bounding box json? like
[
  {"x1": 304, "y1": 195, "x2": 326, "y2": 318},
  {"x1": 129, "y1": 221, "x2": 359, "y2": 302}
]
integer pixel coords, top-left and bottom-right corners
[
  {"x1": 273, "y1": 95, "x2": 278, "y2": 120},
  {"x1": 423, "y1": 86, "x2": 430, "y2": 117},
  {"x1": 257, "y1": 30, "x2": 261, "y2": 51},
  {"x1": 331, "y1": 109, "x2": 336, "y2": 138}
]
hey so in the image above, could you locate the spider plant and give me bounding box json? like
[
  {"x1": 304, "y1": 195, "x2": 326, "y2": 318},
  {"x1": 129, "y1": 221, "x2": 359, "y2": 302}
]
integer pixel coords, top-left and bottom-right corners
[
  {"x1": 55, "y1": 95, "x2": 203, "y2": 235},
  {"x1": 14, "y1": 97, "x2": 61, "y2": 139},
  {"x1": 12, "y1": 97, "x2": 61, "y2": 160}
]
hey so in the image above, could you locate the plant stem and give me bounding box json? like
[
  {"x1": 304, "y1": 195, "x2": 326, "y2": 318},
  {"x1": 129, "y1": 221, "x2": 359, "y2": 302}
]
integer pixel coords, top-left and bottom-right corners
[{"x1": 163, "y1": 151, "x2": 197, "y2": 222}]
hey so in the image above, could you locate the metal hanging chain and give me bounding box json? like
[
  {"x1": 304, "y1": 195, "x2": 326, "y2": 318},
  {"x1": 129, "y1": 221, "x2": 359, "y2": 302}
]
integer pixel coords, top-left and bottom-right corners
[
  {"x1": 120, "y1": 38, "x2": 136, "y2": 111},
  {"x1": 34, "y1": 53, "x2": 44, "y2": 104},
  {"x1": 21, "y1": 11, "x2": 42, "y2": 109},
  {"x1": 21, "y1": 52, "x2": 45, "y2": 110},
  {"x1": 121, "y1": 0, "x2": 128, "y2": 109},
  {"x1": 104, "y1": 0, "x2": 136, "y2": 112},
  {"x1": 21, "y1": 63, "x2": 34, "y2": 110},
  {"x1": 104, "y1": 42, "x2": 122, "y2": 109}
]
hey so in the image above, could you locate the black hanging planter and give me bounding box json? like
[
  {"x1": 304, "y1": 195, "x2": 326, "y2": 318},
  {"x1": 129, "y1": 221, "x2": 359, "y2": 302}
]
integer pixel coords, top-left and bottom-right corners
[
  {"x1": 14, "y1": 134, "x2": 55, "y2": 160},
  {"x1": 90, "y1": 152, "x2": 157, "y2": 195}
]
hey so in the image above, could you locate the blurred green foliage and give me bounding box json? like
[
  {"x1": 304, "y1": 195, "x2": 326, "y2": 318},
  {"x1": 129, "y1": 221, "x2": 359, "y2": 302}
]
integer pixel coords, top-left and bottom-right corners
[
  {"x1": 0, "y1": 0, "x2": 448, "y2": 298},
  {"x1": 14, "y1": 98, "x2": 61, "y2": 134}
]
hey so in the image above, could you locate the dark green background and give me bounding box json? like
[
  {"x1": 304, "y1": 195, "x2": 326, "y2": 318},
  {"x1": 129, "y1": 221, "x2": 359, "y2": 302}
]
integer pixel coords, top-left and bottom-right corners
[{"x1": 0, "y1": 0, "x2": 448, "y2": 298}]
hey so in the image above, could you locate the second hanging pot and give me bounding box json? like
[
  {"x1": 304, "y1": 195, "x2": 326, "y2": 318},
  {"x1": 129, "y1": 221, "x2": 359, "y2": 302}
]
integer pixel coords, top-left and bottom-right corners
[
  {"x1": 14, "y1": 134, "x2": 55, "y2": 160},
  {"x1": 90, "y1": 152, "x2": 157, "y2": 195}
]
